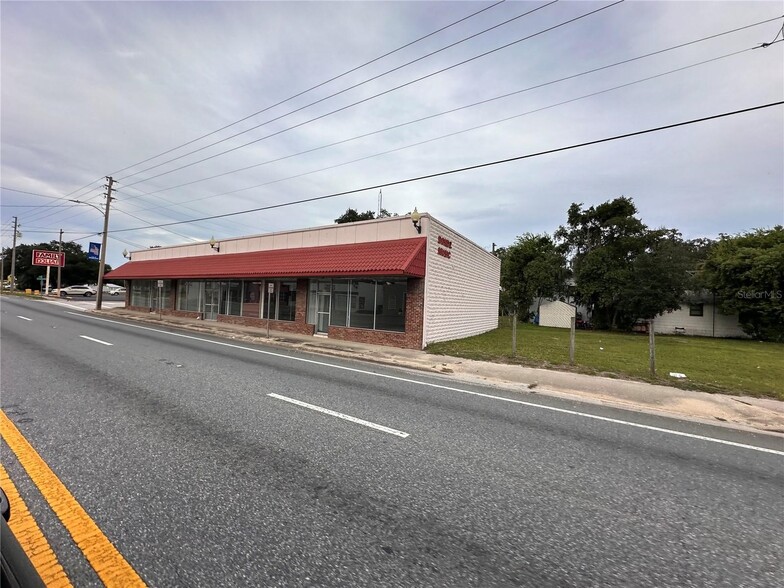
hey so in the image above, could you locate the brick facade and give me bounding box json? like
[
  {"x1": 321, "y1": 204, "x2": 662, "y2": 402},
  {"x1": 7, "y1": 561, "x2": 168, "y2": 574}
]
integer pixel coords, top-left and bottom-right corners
[
  {"x1": 118, "y1": 215, "x2": 500, "y2": 349},
  {"x1": 327, "y1": 278, "x2": 424, "y2": 349},
  {"x1": 217, "y1": 314, "x2": 315, "y2": 335}
]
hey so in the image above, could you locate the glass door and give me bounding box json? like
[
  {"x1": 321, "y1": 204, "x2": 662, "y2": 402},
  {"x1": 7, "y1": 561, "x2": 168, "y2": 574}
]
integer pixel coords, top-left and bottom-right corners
[
  {"x1": 316, "y1": 281, "x2": 331, "y2": 334},
  {"x1": 203, "y1": 281, "x2": 220, "y2": 320}
]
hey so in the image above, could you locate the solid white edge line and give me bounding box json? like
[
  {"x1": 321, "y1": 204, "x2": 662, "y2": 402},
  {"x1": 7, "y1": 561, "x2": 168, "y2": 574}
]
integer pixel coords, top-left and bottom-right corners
[
  {"x1": 67, "y1": 312, "x2": 784, "y2": 456},
  {"x1": 79, "y1": 335, "x2": 113, "y2": 346},
  {"x1": 16, "y1": 316, "x2": 32, "y2": 321},
  {"x1": 268, "y1": 393, "x2": 409, "y2": 438},
  {"x1": 44, "y1": 300, "x2": 88, "y2": 311}
]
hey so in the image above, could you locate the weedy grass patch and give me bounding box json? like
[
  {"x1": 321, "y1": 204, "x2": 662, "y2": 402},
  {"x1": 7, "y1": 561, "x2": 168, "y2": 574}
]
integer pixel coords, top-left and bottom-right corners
[{"x1": 426, "y1": 320, "x2": 784, "y2": 399}]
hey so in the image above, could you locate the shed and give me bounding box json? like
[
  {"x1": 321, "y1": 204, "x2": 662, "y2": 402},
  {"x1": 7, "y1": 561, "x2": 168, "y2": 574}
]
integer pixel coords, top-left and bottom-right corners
[{"x1": 539, "y1": 300, "x2": 576, "y2": 329}]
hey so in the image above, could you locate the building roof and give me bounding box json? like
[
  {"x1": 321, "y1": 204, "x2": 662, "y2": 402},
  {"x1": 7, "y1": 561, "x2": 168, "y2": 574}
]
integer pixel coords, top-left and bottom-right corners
[{"x1": 106, "y1": 237, "x2": 427, "y2": 280}]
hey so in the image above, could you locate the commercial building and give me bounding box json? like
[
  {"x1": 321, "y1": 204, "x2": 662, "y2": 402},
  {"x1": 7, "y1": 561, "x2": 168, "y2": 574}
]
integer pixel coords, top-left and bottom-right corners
[{"x1": 106, "y1": 213, "x2": 500, "y2": 349}]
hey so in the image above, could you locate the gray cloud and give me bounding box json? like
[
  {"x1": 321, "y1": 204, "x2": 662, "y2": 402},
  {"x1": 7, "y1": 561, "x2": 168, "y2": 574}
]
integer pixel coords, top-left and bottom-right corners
[{"x1": 2, "y1": 1, "x2": 782, "y2": 270}]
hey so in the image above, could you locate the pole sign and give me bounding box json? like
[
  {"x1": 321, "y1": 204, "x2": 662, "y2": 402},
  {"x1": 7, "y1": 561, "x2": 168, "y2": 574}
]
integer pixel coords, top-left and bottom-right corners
[
  {"x1": 32, "y1": 250, "x2": 65, "y2": 267},
  {"x1": 87, "y1": 242, "x2": 101, "y2": 260}
]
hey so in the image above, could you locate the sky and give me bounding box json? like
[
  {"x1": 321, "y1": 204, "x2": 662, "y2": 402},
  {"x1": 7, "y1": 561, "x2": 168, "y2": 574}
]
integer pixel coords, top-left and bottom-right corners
[{"x1": 2, "y1": 0, "x2": 783, "y2": 272}]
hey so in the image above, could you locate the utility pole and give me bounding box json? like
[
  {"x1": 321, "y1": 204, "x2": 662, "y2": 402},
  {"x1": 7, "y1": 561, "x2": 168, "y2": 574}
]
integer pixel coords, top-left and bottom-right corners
[
  {"x1": 57, "y1": 229, "x2": 64, "y2": 293},
  {"x1": 95, "y1": 177, "x2": 114, "y2": 310},
  {"x1": 648, "y1": 318, "x2": 656, "y2": 376},
  {"x1": 9, "y1": 216, "x2": 19, "y2": 290}
]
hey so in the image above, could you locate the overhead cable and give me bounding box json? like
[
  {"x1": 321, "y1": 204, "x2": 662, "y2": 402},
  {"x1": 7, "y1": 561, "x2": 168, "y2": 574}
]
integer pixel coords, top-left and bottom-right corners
[
  {"x1": 119, "y1": 0, "x2": 622, "y2": 187},
  {"x1": 105, "y1": 0, "x2": 509, "y2": 179},
  {"x1": 119, "y1": 17, "x2": 783, "y2": 204},
  {"x1": 108, "y1": 100, "x2": 783, "y2": 234}
]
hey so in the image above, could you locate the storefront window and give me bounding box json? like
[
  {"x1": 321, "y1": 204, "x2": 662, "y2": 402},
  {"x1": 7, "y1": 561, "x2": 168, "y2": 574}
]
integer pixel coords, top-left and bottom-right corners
[
  {"x1": 177, "y1": 281, "x2": 202, "y2": 312},
  {"x1": 131, "y1": 280, "x2": 152, "y2": 307},
  {"x1": 260, "y1": 280, "x2": 296, "y2": 321},
  {"x1": 262, "y1": 281, "x2": 277, "y2": 320},
  {"x1": 307, "y1": 278, "x2": 406, "y2": 332},
  {"x1": 375, "y1": 280, "x2": 406, "y2": 332},
  {"x1": 278, "y1": 281, "x2": 296, "y2": 321},
  {"x1": 242, "y1": 281, "x2": 262, "y2": 318},
  {"x1": 330, "y1": 280, "x2": 349, "y2": 326},
  {"x1": 150, "y1": 280, "x2": 173, "y2": 310},
  {"x1": 349, "y1": 280, "x2": 376, "y2": 329},
  {"x1": 221, "y1": 281, "x2": 242, "y2": 316}
]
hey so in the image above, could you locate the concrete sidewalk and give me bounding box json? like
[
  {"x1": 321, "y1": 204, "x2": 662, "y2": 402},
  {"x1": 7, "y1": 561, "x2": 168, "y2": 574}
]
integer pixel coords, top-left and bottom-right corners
[{"x1": 98, "y1": 307, "x2": 784, "y2": 438}]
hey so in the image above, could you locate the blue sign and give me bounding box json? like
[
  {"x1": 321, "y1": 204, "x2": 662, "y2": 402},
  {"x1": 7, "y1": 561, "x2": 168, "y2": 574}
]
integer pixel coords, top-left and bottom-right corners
[{"x1": 88, "y1": 242, "x2": 101, "y2": 260}]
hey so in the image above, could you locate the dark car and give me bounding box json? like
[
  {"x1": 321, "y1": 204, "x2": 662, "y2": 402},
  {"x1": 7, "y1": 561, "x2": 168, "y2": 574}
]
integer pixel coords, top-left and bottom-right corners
[{"x1": 1, "y1": 487, "x2": 45, "y2": 587}]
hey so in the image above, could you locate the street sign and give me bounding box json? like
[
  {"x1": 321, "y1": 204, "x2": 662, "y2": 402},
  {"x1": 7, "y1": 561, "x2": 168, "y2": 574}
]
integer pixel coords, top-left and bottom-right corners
[
  {"x1": 157, "y1": 280, "x2": 164, "y2": 288},
  {"x1": 87, "y1": 242, "x2": 101, "y2": 261},
  {"x1": 268, "y1": 282, "x2": 274, "y2": 293},
  {"x1": 32, "y1": 250, "x2": 65, "y2": 267}
]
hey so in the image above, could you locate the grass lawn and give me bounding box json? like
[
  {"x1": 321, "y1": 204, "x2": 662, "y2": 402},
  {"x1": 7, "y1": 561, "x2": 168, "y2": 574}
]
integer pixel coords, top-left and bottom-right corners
[{"x1": 426, "y1": 320, "x2": 784, "y2": 400}]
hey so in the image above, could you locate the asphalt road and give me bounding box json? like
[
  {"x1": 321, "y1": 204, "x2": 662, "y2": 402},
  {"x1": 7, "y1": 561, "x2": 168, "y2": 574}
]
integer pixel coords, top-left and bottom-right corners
[{"x1": 1, "y1": 296, "x2": 782, "y2": 587}]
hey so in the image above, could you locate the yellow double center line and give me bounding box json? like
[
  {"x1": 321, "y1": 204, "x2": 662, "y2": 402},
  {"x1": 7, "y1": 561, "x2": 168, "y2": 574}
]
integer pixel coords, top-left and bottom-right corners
[{"x1": 0, "y1": 410, "x2": 146, "y2": 587}]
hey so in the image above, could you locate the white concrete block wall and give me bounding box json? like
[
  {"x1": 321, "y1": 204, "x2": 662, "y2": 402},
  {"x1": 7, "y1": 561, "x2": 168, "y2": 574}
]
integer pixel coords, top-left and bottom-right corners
[
  {"x1": 423, "y1": 217, "x2": 501, "y2": 346},
  {"x1": 655, "y1": 304, "x2": 747, "y2": 338}
]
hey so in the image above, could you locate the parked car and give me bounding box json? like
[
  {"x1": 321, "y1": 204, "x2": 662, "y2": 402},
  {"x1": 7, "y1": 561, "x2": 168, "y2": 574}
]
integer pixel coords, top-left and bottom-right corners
[
  {"x1": 109, "y1": 287, "x2": 126, "y2": 296},
  {"x1": 103, "y1": 284, "x2": 125, "y2": 296},
  {"x1": 59, "y1": 284, "x2": 97, "y2": 297},
  {"x1": 1, "y1": 487, "x2": 45, "y2": 587}
]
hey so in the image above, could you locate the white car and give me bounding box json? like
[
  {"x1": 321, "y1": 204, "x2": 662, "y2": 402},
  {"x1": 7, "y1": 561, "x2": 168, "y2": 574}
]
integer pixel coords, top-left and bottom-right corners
[{"x1": 60, "y1": 284, "x2": 97, "y2": 297}]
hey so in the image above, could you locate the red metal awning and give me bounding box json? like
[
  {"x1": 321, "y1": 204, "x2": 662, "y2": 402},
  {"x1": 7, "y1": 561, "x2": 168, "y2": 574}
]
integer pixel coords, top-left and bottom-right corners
[{"x1": 105, "y1": 237, "x2": 427, "y2": 280}]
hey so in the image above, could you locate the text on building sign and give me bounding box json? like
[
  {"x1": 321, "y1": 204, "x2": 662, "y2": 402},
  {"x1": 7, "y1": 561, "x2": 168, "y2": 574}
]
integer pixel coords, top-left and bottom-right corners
[
  {"x1": 32, "y1": 250, "x2": 65, "y2": 267},
  {"x1": 437, "y1": 235, "x2": 452, "y2": 259}
]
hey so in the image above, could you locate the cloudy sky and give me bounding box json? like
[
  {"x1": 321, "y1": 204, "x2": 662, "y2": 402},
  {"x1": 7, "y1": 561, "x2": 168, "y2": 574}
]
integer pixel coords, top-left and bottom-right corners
[{"x1": 2, "y1": 0, "x2": 782, "y2": 270}]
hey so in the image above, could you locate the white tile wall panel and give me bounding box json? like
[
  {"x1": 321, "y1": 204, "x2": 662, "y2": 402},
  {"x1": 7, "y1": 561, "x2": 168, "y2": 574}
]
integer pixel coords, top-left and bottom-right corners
[{"x1": 423, "y1": 217, "x2": 500, "y2": 346}]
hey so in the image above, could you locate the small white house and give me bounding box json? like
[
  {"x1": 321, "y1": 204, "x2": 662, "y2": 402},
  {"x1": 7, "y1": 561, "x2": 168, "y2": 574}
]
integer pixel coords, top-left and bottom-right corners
[
  {"x1": 538, "y1": 300, "x2": 577, "y2": 329},
  {"x1": 655, "y1": 300, "x2": 747, "y2": 338}
]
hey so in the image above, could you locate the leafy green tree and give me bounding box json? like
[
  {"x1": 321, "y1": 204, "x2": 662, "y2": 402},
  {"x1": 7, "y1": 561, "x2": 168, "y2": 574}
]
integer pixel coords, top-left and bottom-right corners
[
  {"x1": 556, "y1": 196, "x2": 693, "y2": 329},
  {"x1": 700, "y1": 227, "x2": 784, "y2": 341},
  {"x1": 335, "y1": 208, "x2": 376, "y2": 223},
  {"x1": 1, "y1": 241, "x2": 110, "y2": 290},
  {"x1": 616, "y1": 229, "x2": 698, "y2": 321},
  {"x1": 500, "y1": 233, "x2": 568, "y2": 319}
]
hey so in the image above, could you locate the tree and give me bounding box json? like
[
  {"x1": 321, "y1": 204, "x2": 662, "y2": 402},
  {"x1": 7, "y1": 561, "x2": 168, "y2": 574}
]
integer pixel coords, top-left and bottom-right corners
[
  {"x1": 616, "y1": 229, "x2": 698, "y2": 321},
  {"x1": 335, "y1": 208, "x2": 376, "y2": 223},
  {"x1": 556, "y1": 196, "x2": 693, "y2": 329},
  {"x1": 500, "y1": 233, "x2": 568, "y2": 319},
  {"x1": 700, "y1": 227, "x2": 784, "y2": 341},
  {"x1": 0, "y1": 241, "x2": 110, "y2": 290}
]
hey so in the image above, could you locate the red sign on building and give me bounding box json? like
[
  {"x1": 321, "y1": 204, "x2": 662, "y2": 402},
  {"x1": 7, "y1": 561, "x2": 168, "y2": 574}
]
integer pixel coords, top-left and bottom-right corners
[{"x1": 32, "y1": 250, "x2": 65, "y2": 267}]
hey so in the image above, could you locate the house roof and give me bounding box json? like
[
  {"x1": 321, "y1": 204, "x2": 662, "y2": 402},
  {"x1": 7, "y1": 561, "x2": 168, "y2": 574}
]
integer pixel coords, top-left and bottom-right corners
[{"x1": 105, "y1": 237, "x2": 427, "y2": 280}]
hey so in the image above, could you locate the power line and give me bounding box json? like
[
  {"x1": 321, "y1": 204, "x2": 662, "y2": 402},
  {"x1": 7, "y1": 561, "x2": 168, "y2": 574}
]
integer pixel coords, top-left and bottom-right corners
[
  {"x1": 111, "y1": 206, "x2": 202, "y2": 242},
  {"x1": 119, "y1": 0, "x2": 622, "y2": 187},
  {"x1": 0, "y1": 187, "x2": 76, "y2": 200},
  {"x1": 108, "y1": 100, "x2": 783, "y2": 235},
  {"x1": 119, "y1": 16, "x2": 783, "y2": 205},
  {"x1": 116, "y1": 183, "x2": 268, "y2": 236},
  {"x1": 0, "y1": 204, "x2": 73, "y2": 208},
  {"x1": 105, "y1": 0, "x2": 509, "y2": 179},
  {"x1": 122, "y1": 43, "x2": 768, "y2": 217}
]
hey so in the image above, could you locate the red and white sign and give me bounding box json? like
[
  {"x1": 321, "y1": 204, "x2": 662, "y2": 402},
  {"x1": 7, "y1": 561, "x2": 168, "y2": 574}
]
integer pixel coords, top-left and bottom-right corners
[{"x1": 32, "y1": 250, "x2": 65, "y2": 267}]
